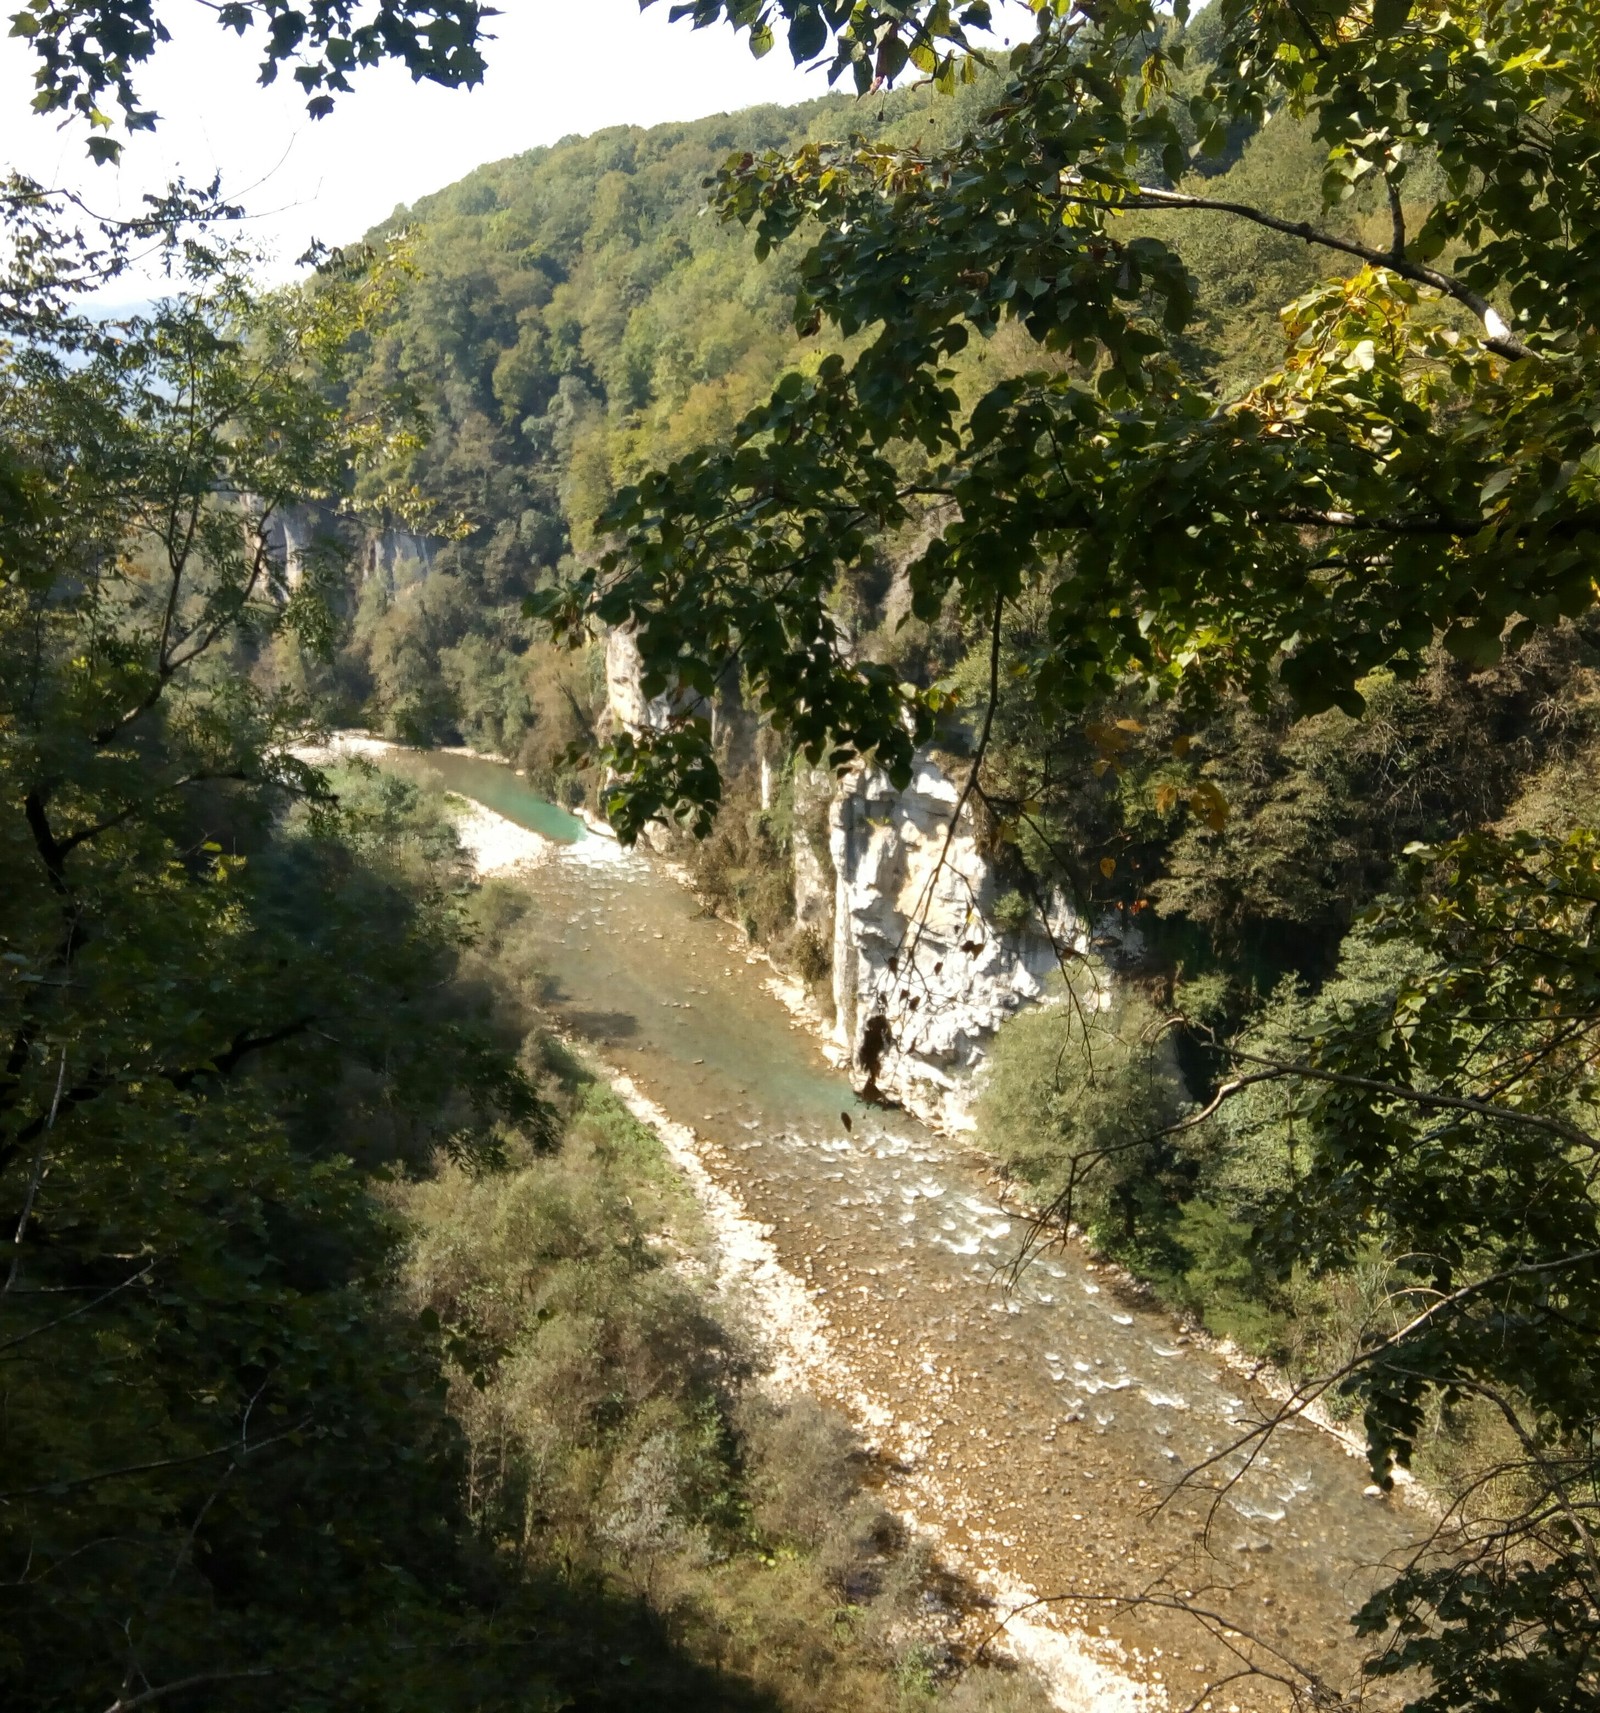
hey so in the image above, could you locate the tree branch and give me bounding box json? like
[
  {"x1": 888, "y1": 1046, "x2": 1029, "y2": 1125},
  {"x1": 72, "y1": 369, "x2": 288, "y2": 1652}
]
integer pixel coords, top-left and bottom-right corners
[
  {"x1": 1387, "y1": 175, "x2": 1406, "y2": 264},
  {"x1": 1215, "y1": 1040, "x2": 1600, "y2": 1154},
  {"x1": 1164, "y1": 1246, "x2": 1600, "y2": 1505},
  {"x1": 1262, "y1": 506, "x2": 1477, "y2": 535},
  {"x1": 975, "y1": 1586, "x2": 1346, "y2": 1710},
  {"x1": 103, "y1": 1667, "x2": 284, "y2": 1713},
  {"x1": 53, "y1": 770, "x2": 253, "y2": 864},
  {"x1": 2, "y1": 1046, "x2": 66, "y2": 1300},
  {"x1": 3, "y1": 1016, "x2": 315, "y2": 1173},
  {"x1": 1063, "y1": 180, "x2": 1532, "y2": 360},
  {"x1": 22, "y1": 787, "x2": 68, "y2": 894},
  {"x1": 166, "y1": 1017, "x2": 314, "y2": 1092},
  {"x1": 0, "y1": 1419, "x2": 307, "y2": 1501},
  {"x1": 0, "y1": 1265, "x2": 155, "y2": 1355}
]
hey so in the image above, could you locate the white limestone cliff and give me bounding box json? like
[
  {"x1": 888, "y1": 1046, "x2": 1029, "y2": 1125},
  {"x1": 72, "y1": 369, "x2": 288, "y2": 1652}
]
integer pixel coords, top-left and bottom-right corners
[
  {"x1": 820, "y1": 759, "x2": 1091, "y2": 1129},
  {"x1": 604, "y1": 633, "x2": 1111, "y2": 1128}
]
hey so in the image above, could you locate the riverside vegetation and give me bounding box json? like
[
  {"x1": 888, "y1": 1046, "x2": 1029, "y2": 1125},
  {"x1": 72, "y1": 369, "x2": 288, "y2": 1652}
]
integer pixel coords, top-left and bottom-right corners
[
  {"x1": 0, "y1": 177, "x2": 1049, "y2": 1710},
  {"x1": 9, "y1": 0, "x2": 1600, "y2": 1707}
]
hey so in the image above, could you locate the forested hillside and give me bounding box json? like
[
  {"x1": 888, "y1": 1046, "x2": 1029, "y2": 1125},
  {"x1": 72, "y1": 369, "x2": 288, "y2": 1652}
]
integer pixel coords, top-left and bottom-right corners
[
  {"x1": 330, "y1": 34, "x2": 1307, "y2": 774},
  {"x1": 333, "y1": 10, "x2": 1600, "y2": 1270},
  {"x1": 327, "y1": 81, "x2": 968, "y2": 766}
]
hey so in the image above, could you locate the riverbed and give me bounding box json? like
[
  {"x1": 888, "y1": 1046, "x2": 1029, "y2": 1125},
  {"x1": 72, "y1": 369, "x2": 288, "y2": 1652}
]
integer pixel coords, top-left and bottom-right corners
[{"x1": 372, "y1": 743, "x2": 1415, "y2": 1711}]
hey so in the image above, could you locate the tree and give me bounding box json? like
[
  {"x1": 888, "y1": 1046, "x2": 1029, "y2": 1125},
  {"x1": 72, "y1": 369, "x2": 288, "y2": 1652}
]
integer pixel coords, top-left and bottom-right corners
[
  {"x1": 0, "y1": 181, "x2": 562, "y2": 1710},
  {"x1": 0, "y1": 173, "x2": 905, "y2": 1713},
  {"x1": 1200, "y1": 833, "x2": 1600, "y2": 1712},
  {"x1": 524, "y1": 5, "x2": 1600, "y2": 1705}
]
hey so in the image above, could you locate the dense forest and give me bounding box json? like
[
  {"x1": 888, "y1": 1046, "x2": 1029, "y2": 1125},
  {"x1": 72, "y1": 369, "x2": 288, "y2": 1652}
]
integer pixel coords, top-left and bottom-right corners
[{"x1": 7, "y1": 0, "x2": 1600, "y2": 1708}]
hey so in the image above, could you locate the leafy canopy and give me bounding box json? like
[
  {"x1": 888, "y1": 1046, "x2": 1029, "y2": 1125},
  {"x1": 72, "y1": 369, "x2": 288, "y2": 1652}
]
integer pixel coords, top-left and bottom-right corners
[
  {"x1": 534, "y1": 0, "x2": 1600, "y2": 843},
  {"x1": 9, "y1": 0, "x2": 493, "y2": 157}
]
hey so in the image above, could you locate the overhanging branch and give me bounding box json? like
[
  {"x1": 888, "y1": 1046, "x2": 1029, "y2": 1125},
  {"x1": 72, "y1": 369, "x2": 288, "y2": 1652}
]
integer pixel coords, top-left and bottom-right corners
[{"x1": 1062, "y1": 180, "x2": 1533, "y2": 361}]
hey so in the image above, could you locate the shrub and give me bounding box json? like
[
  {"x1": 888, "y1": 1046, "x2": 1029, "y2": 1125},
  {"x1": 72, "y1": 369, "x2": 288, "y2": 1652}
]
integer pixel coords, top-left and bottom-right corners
[
  {"x1": 791, "y1": 923, "x2": 833, "y2": 986},
  {"x1": 977, "y1": 970, "x2": 1185, "y2": 1246},
  {"x1": 989, "y1": 889, "x2": 1033, "y2": 936},
  {"x1": 683, "y1": 782, "x2": 795, "y2": 943},
  {"x1": 738, "y1": 1395, "x2": 862, "y2": 1551},
  {"x1": 940, "y1": 1668, "x2": 1058, "y2": 1713}
]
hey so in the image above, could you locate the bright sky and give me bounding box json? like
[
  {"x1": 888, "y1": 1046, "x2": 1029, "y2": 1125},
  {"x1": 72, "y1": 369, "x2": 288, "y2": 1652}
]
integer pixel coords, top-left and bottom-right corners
[{"x1": 0, "y1": 0, "x2": 842, "y2": 290}]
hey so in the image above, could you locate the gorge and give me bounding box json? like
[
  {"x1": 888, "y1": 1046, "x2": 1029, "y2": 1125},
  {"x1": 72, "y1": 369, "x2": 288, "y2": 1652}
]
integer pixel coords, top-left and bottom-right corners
[
  {"x1": 10, "y1": 3, "x2": 1600, "y2": 1707},
  {"x1": 368, "y1": 741, "x2": 1418, "y2": 1712}
]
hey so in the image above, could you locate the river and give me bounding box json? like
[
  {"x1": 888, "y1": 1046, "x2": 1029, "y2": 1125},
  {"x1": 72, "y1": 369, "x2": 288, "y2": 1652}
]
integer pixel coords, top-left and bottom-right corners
[{"x1": 376, "y1": 744, "x2": 1415, "y2": 1711}]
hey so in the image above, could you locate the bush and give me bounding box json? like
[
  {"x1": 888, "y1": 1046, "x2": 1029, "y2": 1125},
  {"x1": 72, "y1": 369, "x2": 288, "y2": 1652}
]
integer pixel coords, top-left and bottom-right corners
[
  {"x1": 940, "y1": 1667, "x2": 1058, "y2": 1713},
  {"x1": 738, "y1": 1395, "x2": 861, "y2": 1550},
  {"x1": 790, "y1": 924, "x2": 833, "y2": 986},
  {"x1": 989, "y1": 890, "x2": 1033, "y2": 936},
  {"x1": 685, "y1": 783, "x2": 796, "y2": 943},
  {"x1": 977, "y1": 970, "x2": 1185, "y2": 1247}
]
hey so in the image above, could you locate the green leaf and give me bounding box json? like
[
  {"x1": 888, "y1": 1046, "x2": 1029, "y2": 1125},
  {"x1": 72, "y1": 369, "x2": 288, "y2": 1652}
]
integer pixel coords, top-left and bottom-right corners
[
  {"x1": 788, "y1": 8, "x2": 828, "y2": 62},
  {"x1": 1442, "y1": 624, "x2": 1503, "y2": 668},
  {"x1": 1371, "y1": 0, "x2": 1412, "y2": 35}
]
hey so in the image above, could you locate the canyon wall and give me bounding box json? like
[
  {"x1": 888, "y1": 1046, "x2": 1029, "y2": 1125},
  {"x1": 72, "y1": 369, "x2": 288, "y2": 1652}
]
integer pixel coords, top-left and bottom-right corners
[
  {"x1": 801, "y1": 759, "x2": 1089, "y2": 1130},
  {"x1": 255, "y1": 500, "x2": 437, "y2": 598},
  {"x1": 603, "y1": 630, "x2": 1117, "y2": 1127}
]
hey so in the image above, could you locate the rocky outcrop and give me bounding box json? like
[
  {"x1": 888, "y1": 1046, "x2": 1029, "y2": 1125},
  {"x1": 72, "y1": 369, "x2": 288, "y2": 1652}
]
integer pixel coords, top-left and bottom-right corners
[
  {"x1": 603, "y1": 627, "x2": 760, "y2": 784},
  {"x1": 820, "y1": 758, "x2": 1092, "y2": 1130},
  {"x1": 362, "y1": 523, "x2": 436, "y2": 591},
  {"x1": 252, "y1": 499, "x2": 436, "y2": 598},
  {"x1": 603, "y1": 634, "x2": 1107, "y2": 1126},
  {"x1": 605, "y1": 627, "x2": 678, "y2": 735}
]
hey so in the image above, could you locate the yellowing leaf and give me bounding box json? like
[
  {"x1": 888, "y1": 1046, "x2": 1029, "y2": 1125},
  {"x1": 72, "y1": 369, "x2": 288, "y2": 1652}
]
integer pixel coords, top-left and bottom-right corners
[
  {"x1": 1189, "y1": 780, "x2": 1231, "y2": 831},
  {"x1": 1099, "y1": 856, "x2": 1117, "y2": 878}
]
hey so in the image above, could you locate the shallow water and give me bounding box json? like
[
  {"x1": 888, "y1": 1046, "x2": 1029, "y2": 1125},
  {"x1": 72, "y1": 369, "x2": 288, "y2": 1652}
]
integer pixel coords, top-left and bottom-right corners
[
  {"x1": 375, "y1": 745, "x2": 589, "y2": 843},
  {"x1": 402, "y1": 749, "x2": 1416, "y2": 1709}
]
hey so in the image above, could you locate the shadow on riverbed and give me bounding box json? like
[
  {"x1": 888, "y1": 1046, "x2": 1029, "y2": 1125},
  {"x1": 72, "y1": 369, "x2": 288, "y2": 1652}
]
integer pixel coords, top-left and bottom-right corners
[
  {"x1": 561, "y1": 1007, "x2": 643, "y2": 1041},
  {"x1": 536, "y1": 974, "x2": 643, "y2": 1042}
]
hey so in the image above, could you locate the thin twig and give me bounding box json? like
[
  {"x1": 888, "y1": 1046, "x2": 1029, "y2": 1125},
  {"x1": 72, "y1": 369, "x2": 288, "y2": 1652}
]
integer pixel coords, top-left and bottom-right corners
[
  {"x1": 1214, "y1": 1039, "x2": 1600, "y2": 1154},
  {"x1": 0, "y1": 1419, "x2": 308, "y2": 1501},
  {"x1": 3, "y1": 1046, "x2": 66, "y2": 1299},
  {"x1": 103, "y1": 1667, "x2": 283, "y2": 1713},
  {"x1": 0, "y1": 1264, "x2": 155, "y2": 1356}
]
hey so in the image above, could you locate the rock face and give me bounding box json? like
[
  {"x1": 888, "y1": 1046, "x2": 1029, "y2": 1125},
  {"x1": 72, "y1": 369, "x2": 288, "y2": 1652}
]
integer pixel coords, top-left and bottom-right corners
[
  {"x1": 821, "y1": 758, "x2": 1086, "y2": 1130},
  {"x1": 605, "y1": 628, "x2": 676, "y2": 736},
  {"x1": 249, "y1": 499, "x2": 318, "y2": 595},
  {"x1": 603, "y1": 627, "x2": 759, "y2": 784},
  {"x1": 603, "y1": 632, "x2": 1098, "y2": 1127},
  {"x1": 251, "y1": 499, "x2": 436, "y2": 599},
  {"x1": 362, "y1": 524, "x2": 436, "y2": 591}
]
